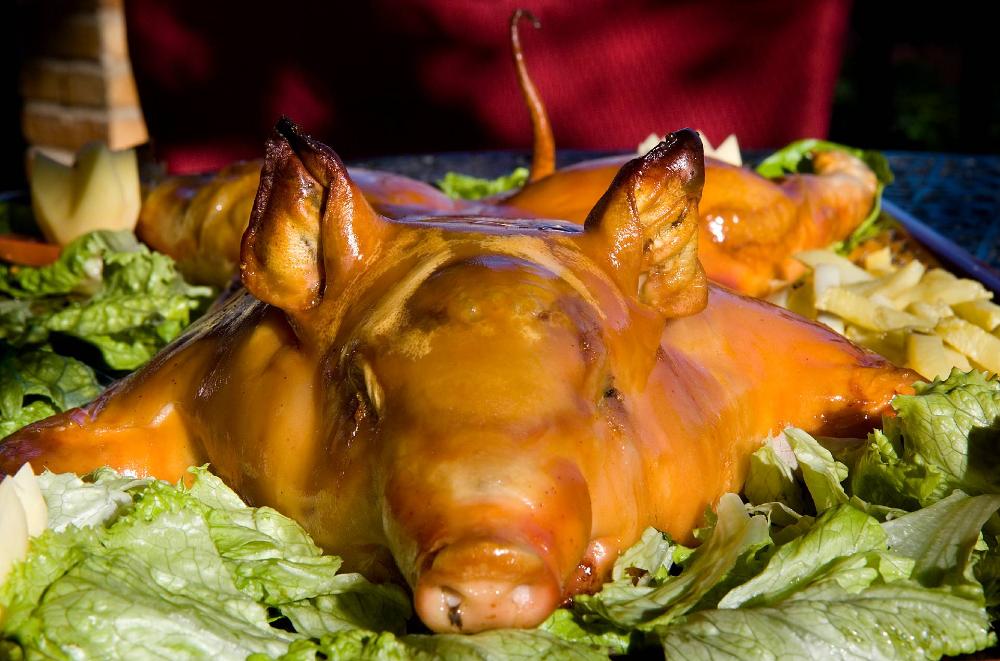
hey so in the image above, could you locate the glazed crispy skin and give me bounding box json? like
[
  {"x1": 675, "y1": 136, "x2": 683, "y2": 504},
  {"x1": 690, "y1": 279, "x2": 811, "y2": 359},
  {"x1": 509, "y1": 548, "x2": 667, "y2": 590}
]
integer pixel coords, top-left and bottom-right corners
[
  {"x1": 138, "y1": 149, "x2": 877, "y2": 295},
  {"x1": 501, "y1": 150, "x2": 878, "y2": 295},
  {"x1": 1, "y1": 122, "x2": 915, "y2": 634}
]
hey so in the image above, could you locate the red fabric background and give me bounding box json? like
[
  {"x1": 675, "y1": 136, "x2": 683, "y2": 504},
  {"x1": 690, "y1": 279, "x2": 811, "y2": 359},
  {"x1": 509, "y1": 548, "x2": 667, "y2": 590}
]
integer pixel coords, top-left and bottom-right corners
[{"x1": 124, "y1": 0, "x2": 851, "y2": 174}]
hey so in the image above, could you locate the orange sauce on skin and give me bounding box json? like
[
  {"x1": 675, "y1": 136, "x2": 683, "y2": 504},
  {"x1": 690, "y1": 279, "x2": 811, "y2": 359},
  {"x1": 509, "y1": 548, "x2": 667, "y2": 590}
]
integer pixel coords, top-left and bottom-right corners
[
  {"x1": 0, "y1": 223, "x2": 916, "y2": 605},
  {"x1": 3, "y1": 129, "x2": 902, "y2": 632}
]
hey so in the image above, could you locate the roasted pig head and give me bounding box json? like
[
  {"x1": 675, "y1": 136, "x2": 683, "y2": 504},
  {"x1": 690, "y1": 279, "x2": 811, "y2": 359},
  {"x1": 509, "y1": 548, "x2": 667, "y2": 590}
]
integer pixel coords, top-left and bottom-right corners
[{"x1": 0, "y1": 119, "x2": 916, "y2": 634}]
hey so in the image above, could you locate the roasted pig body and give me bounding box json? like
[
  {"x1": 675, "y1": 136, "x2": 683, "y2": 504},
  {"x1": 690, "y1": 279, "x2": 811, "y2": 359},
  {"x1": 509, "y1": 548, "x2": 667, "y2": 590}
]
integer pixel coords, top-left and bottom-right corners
[
  {"x1": 1, "y1": 122, "x2": 915, "y2": 633},
  {"x1": 138, "y1": 148, "x2": 877, "y2": 294}
]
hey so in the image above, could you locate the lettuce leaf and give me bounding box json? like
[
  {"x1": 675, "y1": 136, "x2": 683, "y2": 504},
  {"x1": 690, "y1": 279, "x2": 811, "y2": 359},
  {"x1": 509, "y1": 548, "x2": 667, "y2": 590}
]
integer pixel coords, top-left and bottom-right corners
[
  {"x1": 571, "y1": 494, "x2": 770, "y2": 630},
  {"x1": 0, "y1": 230, "x2": 139, "y2": 298},
  {"x1": 0, "y1": 346, "x2": 101, "y2": 437},
  {"x1": 882, "y1": 492, "x2": 1000, "y2": 593},
  {"x1": 658, "y1": 582, "x2": 993, "y2": 661},
  {"x1": 887, "y1": 370, "x2": 1000, "y2": 493},
  {"x1": 258, "y1": 628, "x2": 609, "y2": 661},
  {"x1": 719, "y1": 505, "x2": 906, "y2": 609},
  {"x1": 437, "y1": 167, "x2": 529, "y2": 200},
  {"x1": 0, "y1": 230, "x2": 213, "y2": 371},
  {"x1": 0, "y1": 467, "x2": 410, "y2": 660},
  {"x1": 850, "y1": 370, "x2": 1000, "y2": 509}
]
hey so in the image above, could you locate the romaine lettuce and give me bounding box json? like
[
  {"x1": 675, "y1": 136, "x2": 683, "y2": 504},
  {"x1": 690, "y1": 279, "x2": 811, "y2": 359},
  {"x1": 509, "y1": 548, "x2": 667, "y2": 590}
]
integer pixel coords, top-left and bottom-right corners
[
  {"x1": 0, "y1": 230, "x2": 213, "y2": 371},
  {"x1": 0, "y1": 468, "x2": 410, "y2": 660},
  {"x1": 0, "y1": 346, "x2": 101, "y2": 437},
  {"x1": 437, "y1": 168, "x2": 529, "y2": 200}
]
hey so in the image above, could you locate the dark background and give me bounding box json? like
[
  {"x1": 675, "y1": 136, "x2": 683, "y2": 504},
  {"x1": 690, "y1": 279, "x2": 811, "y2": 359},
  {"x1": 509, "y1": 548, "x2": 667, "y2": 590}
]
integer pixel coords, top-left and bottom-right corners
[{"x1": 0, "y1": 1, "x2": 997, "y2": 190}]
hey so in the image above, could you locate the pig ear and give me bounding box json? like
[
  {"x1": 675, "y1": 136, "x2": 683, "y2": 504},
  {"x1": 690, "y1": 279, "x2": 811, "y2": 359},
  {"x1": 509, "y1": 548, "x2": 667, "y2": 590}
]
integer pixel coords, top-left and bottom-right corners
[
  {"x1": 240, "y1": 118, "x2": 388, "y2": 312},
  {"x1": 580, "y1": 129, "x2": 708, "y2": 318}
]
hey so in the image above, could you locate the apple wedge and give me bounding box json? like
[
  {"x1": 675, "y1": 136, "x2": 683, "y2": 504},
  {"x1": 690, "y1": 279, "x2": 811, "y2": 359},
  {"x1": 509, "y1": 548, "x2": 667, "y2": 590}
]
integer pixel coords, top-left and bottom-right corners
[{"x1": 29, "y1": 142, "x2": 141, "y2": 245}]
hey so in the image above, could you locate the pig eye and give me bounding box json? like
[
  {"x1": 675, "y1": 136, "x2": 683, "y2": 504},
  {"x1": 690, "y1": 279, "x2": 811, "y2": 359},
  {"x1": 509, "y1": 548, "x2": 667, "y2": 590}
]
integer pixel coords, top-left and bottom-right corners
[
  {"x1": 361, "y1": 361, "x2": 385, "y2": 418},
  {"x1": 349, "y1": 358, "x2": 384, "y2": 420},
  {"x1": 600, "y1": 375, "x2": 623, "y2": 404}
]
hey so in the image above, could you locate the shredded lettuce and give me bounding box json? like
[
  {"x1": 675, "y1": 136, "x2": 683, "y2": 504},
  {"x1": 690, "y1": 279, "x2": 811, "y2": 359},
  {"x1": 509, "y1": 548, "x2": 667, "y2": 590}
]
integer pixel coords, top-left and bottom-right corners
[
  {"x1": 0, "y1": 346, "x2": 101, "y2": 437},
  {"x1": 0, "y1": 467, "x2": 410, "y2": 660},
  {"x1": 0, "y1": 231, "x2": 213, "y2": 371},
  {"x1": 4, "y1": 370, "x2": 1000, "y2": 659},
  {"x1": 436, "y1": 167, "x2": 529, "y2": 200}
]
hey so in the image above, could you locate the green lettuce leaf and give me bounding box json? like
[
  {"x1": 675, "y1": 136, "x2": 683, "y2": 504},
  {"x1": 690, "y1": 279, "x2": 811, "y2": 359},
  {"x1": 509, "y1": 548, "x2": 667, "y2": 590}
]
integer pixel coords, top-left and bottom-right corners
[
  {"x1": 0, "y1": 467, "x2": 410, "y2": 660},
  {"x1": 0, "y1": 346, "x2": 101, "y2": 437},
  {"x1": 571, "y1": 493, "x2": 769, "y2": 630},
  {"x1": 783, "y1": 427, "x2": 851, "y2": 513},
  {"x1": 754, "y1": 139, "x2": 894, "y2": 255},
  {"x1": 849, "y1": 370, "x2": 1000, "y2": 509},
  {"x1": 38, "y1": 467, "x2": 149, "y2": 531},
  {"x1": 437, "y1": 167, "x2": 529, "y2": 200},
  {"x1": 0, "y1": 230, "x2": 213, "y2": 370},
  {"x1": 976, "y1": 535, "x2": 1000, "y2": 617},
  {"x1": 743, "y1": 435, "x2": 806, "y2": 513},
  {"x1": 537, "y1": 608, "x2": 634, "y2": 656},
  {"x1": 257, "y1": 628, "x2": 609, "y2": 661},
  {"x1": 658, "y1": 582, "x2": 994, "y2": 661},
  {"x1": 0, "y1": 399, "x2": 55, "y2": 438},
  {"x1": 887, "y1": 370, "x2": 1000, "y2": 493},
  {"x1": 719, "y1": 505, "x2": 904, "y2": 608},
  {"x1": 0, "y1": 230, "x2": 140, "y2": 298},
  {"x1": 882, "y1": 491, "x2": 1000, "y2": 594},
  {"x1": 610, "y1": 527, "x2": 677, "y2": 586}
]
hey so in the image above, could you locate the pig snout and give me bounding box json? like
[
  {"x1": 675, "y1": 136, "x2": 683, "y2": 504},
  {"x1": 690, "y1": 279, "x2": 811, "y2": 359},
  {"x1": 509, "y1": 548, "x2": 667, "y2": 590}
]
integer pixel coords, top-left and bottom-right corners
[
  {"x1": 381, "y1": 446, "x2": 595, "y2": 632},
  {"x1": 414, "y1": 537, "x2": 562, "y2": 633}
]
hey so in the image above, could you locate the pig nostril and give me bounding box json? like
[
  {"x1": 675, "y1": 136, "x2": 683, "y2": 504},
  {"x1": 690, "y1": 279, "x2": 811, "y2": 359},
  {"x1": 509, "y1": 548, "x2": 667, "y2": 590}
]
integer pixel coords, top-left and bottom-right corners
[
  {"x1": 415, "y1": 540, "x2": 564, "y2": 632},
  {"x1": 441, "y1": 587, "x2": 463, "y2": 629}
]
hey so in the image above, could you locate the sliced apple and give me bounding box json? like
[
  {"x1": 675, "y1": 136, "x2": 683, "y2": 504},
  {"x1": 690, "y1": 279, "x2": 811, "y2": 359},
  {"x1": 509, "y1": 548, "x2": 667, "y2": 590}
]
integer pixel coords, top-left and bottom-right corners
[
  {"x1": 0, "y1": 476, "x2": 29, "y2": 588},
  {"x1": 29, "y1": 150, "x2": 74, "y2": 242},
  {"x1": 11, "y1": 463, "x2": 47, "y2": 538},
  {"x1": 111, "y1": 147, "x2": 141, "y2": 225},
  {"x1": 29, "y1": 142, "x2": 140, "y2": 245}
]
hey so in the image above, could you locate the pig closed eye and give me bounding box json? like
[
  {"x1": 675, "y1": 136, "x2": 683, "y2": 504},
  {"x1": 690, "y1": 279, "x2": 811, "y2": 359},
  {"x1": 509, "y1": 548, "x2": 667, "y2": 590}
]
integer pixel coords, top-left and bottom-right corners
[
  {"x1": 349, "y1": 359, "x2": 385, "y2": 420},
  {"x1": 600, "y1": 376, "x2": 624, "y2": 405}
]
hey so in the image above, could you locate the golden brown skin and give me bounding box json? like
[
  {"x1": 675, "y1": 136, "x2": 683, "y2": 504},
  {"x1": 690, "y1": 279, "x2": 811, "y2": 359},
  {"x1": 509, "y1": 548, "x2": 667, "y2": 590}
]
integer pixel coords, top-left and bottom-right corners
[
  {"x1": 137, "y1": 160, "x2": 262, "y2": 286},
  {"x1": 137, "y1": 160, "x2": 463, "y2": 287},
  {"x1": 139, "y1": 150, "x2": 877, "y2": 297},
  {"x1": 501, "y1": 151, "x2": 878, "y2": 295},
  {"x1": 2, "y1": 121, "x2": 917, "y2": 634}
]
